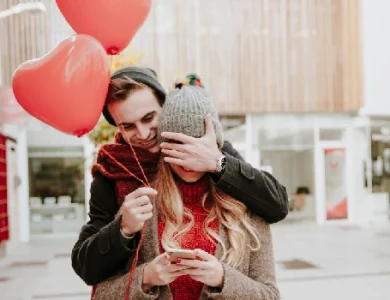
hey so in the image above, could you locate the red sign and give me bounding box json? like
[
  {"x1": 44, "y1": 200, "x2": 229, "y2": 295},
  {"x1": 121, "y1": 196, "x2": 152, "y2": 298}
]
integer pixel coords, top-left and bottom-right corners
[
  {"x1": 0, "y1": 87, "x2": 26, "y2": 125},
  {"x1": 324, "y1": 148, "x2": 348, "y2": 220},
  {"x1": 0, "y1": 134, "x2": 9, "y2": 244}
]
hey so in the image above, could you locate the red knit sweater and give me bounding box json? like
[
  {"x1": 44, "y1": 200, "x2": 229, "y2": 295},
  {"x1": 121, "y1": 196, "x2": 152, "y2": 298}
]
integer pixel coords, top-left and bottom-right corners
[{"x1": 158, "y1": 176, "x2": 219, "y2": 300}]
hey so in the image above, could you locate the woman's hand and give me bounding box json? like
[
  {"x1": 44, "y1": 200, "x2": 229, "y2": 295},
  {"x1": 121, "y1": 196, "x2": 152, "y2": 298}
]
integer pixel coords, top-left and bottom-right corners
[
  {"x1": 178, "y1": 249, "x2": 224, "y2": 288},
  {"x1": 142, "y1": 253, "x2": 189, "y2": 292}
]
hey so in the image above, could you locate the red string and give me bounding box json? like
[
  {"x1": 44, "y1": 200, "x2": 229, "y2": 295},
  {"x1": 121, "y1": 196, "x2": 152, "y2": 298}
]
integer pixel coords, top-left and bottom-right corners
[
  {"x1": 114, "y1": 102, "x2": 150, "y2": 187},
  {"x1": 124, "y1": 222, "x2": 147, "y2": 299},
  {"x1": 126, "y1": 142, "x2": 150, "y2": 187},
  {"x1": 91, "y1": 286, "x2": 96, "y2": 300},
  {"x1": 113, "y1": 110, "x2": 152, "y2": 300},
  {"x1": 91, "y1": 106, "x2": 152, "y2": 300},
  {"x1": 90, "y1": 84, "x2": 153, "y2": 300},
  {"x1": 99, "y1": 147, "x2": 147, "y2": 187}
]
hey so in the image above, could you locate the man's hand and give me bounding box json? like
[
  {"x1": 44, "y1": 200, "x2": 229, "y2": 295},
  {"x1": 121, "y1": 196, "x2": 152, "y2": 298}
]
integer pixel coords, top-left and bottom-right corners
[
  {"x1": 160, "y1": 114, "x2": 222, "y2": 172},
  {"x1": 119, "y1": 187, "x2": 157, "y2": 236}
]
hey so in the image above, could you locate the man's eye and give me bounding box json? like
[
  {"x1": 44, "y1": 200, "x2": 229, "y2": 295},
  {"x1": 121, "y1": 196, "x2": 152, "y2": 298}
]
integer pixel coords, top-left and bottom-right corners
[
  {"x1": 123, "y1": 124, "x2": 134, "y2": 130},
  {"x1": 143, "y1": 116, "x2": 153, "y2": 123}
]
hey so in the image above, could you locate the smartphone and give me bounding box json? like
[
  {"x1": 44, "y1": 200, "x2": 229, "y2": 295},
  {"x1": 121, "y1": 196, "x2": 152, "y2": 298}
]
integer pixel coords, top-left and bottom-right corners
[{"x1": 166, "y1": 248, "x2": 196, "y2": 263}]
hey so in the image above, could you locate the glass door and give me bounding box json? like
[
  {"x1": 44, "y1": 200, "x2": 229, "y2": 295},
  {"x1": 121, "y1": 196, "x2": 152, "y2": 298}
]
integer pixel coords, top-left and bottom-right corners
[{"x1": 323, "y1": 148, "x2": 348, "y2": 220}]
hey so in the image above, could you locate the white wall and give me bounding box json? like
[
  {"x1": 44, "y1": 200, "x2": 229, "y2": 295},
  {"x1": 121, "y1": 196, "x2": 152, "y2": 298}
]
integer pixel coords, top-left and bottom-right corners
[
  {"x1": 345, "y1": 127, "x2": 371, "y2": 222},
  {"x1": 27, "y1": 117, "x2": 84, "y2": 148},
  {"x1": 261, "y1": 150, "x2": 314, "y2": 198},
  {"x1": 360, "y1": 0, "x2": 390, "y2": 115},
  {"x1": 83, "y1": 138, "x2": 96, "y2": 218}
]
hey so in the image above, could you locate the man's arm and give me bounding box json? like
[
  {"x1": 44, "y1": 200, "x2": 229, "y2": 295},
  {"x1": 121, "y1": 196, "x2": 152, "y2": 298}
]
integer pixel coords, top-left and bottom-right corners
[
  {"x1": 214, "y1": 141, "x2": 288, "y2": 223},
  {"x1": 160, "y1": 115, "x2": 288, "y2": 223},
  {"x1": 71, "y1": 173, "x2": 139, "y2": 285}
]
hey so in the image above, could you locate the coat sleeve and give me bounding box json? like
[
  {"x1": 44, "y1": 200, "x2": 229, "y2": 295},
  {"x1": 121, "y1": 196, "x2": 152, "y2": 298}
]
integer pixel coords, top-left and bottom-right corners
[
  {"x1": 202, "y1": 218, "x2": 280, "y2": 300},
  {"x1": 215, "y1": 140, "x2": 288, "y2": 223},
  {"x1": 94, "y1": 263, "x2": 162, "y2": 300},
  {"x1": 71, "y1": 173, "x2": 140, "y2": 285}
]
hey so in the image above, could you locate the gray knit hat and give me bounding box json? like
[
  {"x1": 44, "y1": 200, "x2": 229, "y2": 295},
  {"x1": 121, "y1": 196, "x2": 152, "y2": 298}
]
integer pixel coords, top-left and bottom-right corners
[
  {"x1": 158, "y1": 74, "x2": 224, "y2": 148},
  {"x1": 103, "y1": 66, "x2": 166, "y2": 126}
]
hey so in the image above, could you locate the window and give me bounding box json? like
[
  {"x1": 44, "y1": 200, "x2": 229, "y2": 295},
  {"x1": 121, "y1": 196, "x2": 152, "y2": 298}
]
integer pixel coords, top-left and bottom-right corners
[{"x1": 29, "y1": 157, "x2": 85, "y2": 205}]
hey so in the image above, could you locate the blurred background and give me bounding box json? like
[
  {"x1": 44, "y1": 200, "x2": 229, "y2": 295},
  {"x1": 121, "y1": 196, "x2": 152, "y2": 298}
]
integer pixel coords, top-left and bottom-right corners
[{"x1": 0, "y1": 0, "x2": 389, "y2": 299}]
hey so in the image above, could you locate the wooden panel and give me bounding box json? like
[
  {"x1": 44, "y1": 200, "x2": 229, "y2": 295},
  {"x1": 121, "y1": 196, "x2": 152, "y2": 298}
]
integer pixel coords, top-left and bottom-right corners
[
  {"x1": 131, "y1": 0, "x2": 363, "y2": 114},
  {"x1": 0, "y1": 0, "x2": 49, "y2": 87},
  {"x1": 0, "y1": 0, "x2": 362, "y2": 114}
]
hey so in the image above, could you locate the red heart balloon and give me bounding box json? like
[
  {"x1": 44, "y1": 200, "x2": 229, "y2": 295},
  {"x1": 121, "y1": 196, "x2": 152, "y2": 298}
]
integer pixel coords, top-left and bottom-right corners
[
  {"x1": 56, "y1": 0, "x2": 152, "y2": 55},
  {"x1": 12, "y1": 34, "x2": 110, "y2": 137}
]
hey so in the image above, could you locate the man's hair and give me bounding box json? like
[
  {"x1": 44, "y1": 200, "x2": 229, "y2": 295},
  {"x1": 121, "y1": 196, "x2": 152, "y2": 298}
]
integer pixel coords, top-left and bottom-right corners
[{"x1": 105, "y1": 76, "x2": 164, "y2": 106}]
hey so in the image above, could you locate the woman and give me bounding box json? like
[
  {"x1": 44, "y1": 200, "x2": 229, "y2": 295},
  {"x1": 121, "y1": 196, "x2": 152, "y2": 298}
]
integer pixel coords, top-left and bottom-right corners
[{"x1": 94, "y1": 75, "x2": 279, "y2": 300}]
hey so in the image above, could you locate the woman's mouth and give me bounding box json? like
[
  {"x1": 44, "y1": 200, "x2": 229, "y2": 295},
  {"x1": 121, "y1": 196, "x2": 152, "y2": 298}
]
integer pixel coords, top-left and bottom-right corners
[{"x1": 181, "y1": 167, "x2": 194, "y2": 173}]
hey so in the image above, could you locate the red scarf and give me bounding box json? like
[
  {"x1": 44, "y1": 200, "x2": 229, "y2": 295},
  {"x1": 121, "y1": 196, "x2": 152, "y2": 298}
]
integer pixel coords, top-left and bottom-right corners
[{"x1": 91, "y1": 131, "x2": 160, "y2": 206}]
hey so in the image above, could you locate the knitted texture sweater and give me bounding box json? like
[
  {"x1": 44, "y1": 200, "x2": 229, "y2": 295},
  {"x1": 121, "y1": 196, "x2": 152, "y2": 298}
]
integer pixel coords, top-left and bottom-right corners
[{"x1": 158, "y1": 176, "x2": 219, "y2": 300}]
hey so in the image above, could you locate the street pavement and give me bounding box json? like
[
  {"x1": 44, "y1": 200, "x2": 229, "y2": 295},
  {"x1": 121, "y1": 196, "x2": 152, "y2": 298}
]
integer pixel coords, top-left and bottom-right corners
[{"x1": 0, "y1": 221, "x2": 389, "y2": 300}]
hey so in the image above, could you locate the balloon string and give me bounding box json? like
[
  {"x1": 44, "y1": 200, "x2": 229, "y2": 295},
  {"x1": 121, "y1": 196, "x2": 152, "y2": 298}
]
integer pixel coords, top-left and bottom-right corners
[
  {"x1": 114, "y1": 105, "x2": 151, "y2": 187},
  {"x1": 112, "y1": 106, "x2": 151, "y2": 300},
  {"x1": 90, "y1": 77, "x2": 151, "y2": 300},
  {"x1": 100, "y1": 147, "x2": 147, "y2": 186},
  {"x1": 127, "y1": 142, "x2": 151, "y2": 187},
  {"x1": 109, "y1": 55, "x2": 114, "y2": 72},
  {"x1": 124, "y1": 222, "x2": 147, "y2": 300}
]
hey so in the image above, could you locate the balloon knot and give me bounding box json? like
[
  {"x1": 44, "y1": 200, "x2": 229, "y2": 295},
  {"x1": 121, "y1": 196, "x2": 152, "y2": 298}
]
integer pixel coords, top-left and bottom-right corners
[
  {"x1": 75, "y1": 129, "x2": 89, "y2": 137},
  {"x1": 107, "y1": 46, "x2": 120, "y2": 55}
]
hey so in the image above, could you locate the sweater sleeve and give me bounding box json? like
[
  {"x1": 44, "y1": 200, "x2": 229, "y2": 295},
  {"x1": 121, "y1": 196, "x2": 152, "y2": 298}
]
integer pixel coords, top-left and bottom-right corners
[
  {"x1": 202, "y1": 218, "x2": 280, "y2": 300},
  {"x1": 94, "y1": 263, "x2": 161, "y2": 300},
  {"x1": 215, "y1": 140, "x2": 288, "y2": 224},
  {"x1": 71, "y1": 173, "x2": 140, "y2": 285}
]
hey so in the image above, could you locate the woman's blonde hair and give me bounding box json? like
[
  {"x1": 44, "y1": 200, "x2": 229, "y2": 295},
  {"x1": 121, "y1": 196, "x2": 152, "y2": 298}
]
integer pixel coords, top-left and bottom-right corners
[{"x1": 153, "y1": 158, "x2": 261, "y2": 268}]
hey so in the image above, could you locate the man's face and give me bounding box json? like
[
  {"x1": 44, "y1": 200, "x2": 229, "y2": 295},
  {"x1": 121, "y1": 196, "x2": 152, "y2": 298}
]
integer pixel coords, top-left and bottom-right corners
[{"x1": 108, "y1": 88, "x2": 163, "y2": 153}]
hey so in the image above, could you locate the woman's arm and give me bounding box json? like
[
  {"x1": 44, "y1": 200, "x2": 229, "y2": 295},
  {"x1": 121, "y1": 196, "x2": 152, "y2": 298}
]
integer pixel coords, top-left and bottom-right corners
[
  {"x1": 94, "y1": 263, "x2": 161, "y2": 300},
  {"x1": 202, "y1": 217, "x2": 280, "y2": 300}
]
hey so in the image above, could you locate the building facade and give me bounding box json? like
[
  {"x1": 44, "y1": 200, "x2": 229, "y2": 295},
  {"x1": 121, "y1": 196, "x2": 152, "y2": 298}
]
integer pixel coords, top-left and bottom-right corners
[{"x1": 0, "y1": 0, "x2": 389, "y2": 249}]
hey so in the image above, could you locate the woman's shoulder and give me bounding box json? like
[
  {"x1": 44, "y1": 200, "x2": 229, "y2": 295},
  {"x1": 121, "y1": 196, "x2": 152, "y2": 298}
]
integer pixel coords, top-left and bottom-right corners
[{"x1": 248, "y1": 213, "x2": 272, "y2": 235}]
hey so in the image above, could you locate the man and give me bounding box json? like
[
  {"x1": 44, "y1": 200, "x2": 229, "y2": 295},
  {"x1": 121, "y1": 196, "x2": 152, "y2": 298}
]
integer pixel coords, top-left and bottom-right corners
[{"x1": 72, "y1": 66, "x2": 288, "y2": 285}]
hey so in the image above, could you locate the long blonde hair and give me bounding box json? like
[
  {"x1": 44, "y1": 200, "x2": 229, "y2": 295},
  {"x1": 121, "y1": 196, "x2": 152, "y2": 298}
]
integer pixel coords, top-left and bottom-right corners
[{"x1": 153, "y1": 158, "x2": 261, "y2": 268}]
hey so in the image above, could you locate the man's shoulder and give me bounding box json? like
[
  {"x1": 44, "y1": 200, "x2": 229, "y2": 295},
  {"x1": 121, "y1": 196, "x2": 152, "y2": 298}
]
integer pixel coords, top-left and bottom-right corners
[
  {"x1": 221, "y1": 140, "x2": 234, "y2": 152},
  {"x1": 91, "y1": 172, "x2": 115, "y2": 191}
]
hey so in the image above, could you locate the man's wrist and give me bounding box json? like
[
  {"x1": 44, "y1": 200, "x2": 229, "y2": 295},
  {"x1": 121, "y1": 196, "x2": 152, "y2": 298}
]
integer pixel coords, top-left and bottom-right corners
[
  {"x1": 120, "y1": 227, "x2": 135, "y2": 239},
  {"x1": 214, "y1": 154, "x2": 226, "y2": 175},
  {"x1": 209, "y1": 151, "x2": 223, "y2": 172},
  {"x1": 120, "y1": 217, "x2": 136, "y2": 238}
]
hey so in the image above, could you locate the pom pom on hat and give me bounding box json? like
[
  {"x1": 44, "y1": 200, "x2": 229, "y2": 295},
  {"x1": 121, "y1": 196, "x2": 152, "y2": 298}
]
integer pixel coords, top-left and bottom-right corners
[
  {"x1": 174, "y1": 73, "x2": 204, "y2": 89},
  {"x1": 159, "y1": 73, "x2": 224, "y2": 148}
]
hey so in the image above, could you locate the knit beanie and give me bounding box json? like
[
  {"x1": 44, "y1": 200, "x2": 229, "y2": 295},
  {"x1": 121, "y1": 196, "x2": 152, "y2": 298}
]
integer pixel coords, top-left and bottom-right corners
[
  {"x1": 103, "y1": 66, "x2": 167, "y2": 126},
  {"x1": 158, "y1": 74, "x2": 224, "y2": 149}
]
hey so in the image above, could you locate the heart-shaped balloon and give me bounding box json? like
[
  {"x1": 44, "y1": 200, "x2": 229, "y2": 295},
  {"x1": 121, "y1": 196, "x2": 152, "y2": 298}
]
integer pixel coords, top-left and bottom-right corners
[
  {"x1": 12, "y1": 34, "x2": 110, "y2": 137},
  {"x1": 56, "y1": 0, "x2": 152, "y2": 55}
]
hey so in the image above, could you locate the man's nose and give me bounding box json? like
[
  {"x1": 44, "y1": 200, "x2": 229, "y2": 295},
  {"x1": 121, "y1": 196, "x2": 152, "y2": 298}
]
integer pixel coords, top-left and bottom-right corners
[{"x1": 136, "y1": 125, "x2": 149, "y2": 140}]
